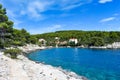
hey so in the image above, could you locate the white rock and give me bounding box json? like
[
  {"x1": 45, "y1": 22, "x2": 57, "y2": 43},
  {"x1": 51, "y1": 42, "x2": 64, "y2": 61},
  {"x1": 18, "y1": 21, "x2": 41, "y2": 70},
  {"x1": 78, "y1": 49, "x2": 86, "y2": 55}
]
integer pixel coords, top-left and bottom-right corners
[{"x1": 0, "y1": 49, "x2": 86, "y2": 80}]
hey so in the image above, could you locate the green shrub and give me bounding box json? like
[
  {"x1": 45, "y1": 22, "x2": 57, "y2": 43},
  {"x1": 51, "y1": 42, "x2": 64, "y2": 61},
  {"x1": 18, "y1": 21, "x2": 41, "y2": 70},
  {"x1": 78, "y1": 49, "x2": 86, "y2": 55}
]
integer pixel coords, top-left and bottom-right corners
[
  {"x1": 4, "y1": 48, "x2": 22, "y2": 59},
  {"x1": 11, "y1": 41, "x2": 25, "y2": 46},
  {"x1": 88, "y1": 37, "x2": 105, "y2": 46}
]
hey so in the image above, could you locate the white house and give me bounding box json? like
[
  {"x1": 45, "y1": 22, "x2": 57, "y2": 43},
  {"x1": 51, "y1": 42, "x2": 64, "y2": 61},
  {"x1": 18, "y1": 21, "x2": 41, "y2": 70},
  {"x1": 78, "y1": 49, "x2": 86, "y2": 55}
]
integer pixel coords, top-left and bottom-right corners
[
  {"x1": 69, "y1": 38, "x2": 78, "y2": 44},
  {"x1": 55, "y1": 37, "x2": 60, "y2": 47},
  {"x1": 39, "y1": 39, "x2": 47, "y2": 46}
]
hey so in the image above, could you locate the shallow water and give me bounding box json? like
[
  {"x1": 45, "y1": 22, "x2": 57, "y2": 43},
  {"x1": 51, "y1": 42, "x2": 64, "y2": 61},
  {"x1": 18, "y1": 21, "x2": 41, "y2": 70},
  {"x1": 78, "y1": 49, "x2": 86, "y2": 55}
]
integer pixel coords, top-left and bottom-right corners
[{"x1": 27, "y1": 48, "x2": 120, "y2": 80}]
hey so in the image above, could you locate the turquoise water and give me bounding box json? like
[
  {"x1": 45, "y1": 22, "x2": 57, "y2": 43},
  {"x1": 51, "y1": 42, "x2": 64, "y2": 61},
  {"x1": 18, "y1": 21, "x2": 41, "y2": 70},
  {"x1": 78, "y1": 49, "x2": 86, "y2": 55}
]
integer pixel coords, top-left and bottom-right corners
[{"x1": 27, "y1": 48, "x2": 120, "y2": 80}]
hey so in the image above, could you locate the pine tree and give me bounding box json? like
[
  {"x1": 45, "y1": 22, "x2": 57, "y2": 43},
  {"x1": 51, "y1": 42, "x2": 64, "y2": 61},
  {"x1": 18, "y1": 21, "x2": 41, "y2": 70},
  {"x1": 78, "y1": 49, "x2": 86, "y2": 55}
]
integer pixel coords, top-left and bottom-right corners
[{"x1": 0, "y1": 4, "x2": 13, "y2": 48}]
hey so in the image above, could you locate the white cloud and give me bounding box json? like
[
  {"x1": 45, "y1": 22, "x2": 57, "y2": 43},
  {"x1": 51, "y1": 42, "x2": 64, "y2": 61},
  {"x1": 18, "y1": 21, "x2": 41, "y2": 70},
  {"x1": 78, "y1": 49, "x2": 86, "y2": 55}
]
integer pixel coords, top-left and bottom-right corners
[
  {"x1": 60, "y1": 0, "x2": 92, "y2": 10},
  {"x1": 7, "y1": 10, "x2": 16, "y2": 18},
  {"x1": 20, "y1": 10, "x2": 26, "y2": 15},
  {"x1": 114, "y1": 13, "x2": 119, "y2": 16},
  {"x1": 27, "y1": 1, "x2": 52, "y2": 19},
  {"x1": 100, "y1": 17, "x2": 115, "y2": 22},
  {"x1": 47, "y1": 24, "x2": 62, "y2": 31},
  {"x1": 62, "y1": 3, "x2": 83, "y2": 10},
  {"x1": 1, "y1": 0, "x2": 92, "y2": 20},
  {"x1": 99, "y1": 0, "x2": 112, "y2": 4},
  {"x1": 29, "y1": 24, "x2": 62, "y2": 34},
  {"x1": 6, "y1": 10, "x2": 22, "y2": 28},
  {"x1": 21, "y1": 0, "x2": 92, "y2": 19}
]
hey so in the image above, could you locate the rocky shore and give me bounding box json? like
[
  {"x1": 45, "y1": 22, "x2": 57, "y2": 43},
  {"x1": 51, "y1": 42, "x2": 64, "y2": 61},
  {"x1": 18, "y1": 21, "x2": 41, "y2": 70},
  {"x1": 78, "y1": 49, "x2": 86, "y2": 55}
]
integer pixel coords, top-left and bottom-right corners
[
  {"x1": 89, "y1": 42, "x2": 120, "y2": 49},
  {"x1": 18, "y1": 44, "x2": 46, "y2": 53},
  {"x1": 0, "y1": 45, "x2": 87, "y2": 80}
]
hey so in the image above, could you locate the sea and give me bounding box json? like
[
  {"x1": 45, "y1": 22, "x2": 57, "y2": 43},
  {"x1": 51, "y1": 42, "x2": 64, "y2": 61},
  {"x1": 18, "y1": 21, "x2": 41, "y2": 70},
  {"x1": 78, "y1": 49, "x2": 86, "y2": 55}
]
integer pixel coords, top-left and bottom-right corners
[{"x1": 27, "y1": 48, "x2": 120, "y2": 80}]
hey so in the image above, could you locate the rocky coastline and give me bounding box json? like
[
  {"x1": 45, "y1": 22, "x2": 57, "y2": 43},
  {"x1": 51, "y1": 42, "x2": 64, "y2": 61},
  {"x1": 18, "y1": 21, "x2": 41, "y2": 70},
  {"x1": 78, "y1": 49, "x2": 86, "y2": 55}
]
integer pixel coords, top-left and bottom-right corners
[
  {"x1": 0, "y1": 44, "x2": 87, "y2": 80},
  {"x1": 89, "y1": 42, "x2": 120, "y2": 49}
]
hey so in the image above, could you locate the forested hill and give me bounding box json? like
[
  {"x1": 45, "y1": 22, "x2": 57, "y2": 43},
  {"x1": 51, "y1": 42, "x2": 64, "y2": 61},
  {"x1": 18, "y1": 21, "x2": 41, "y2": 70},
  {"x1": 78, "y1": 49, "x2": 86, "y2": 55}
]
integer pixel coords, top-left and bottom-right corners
[{"x1": 34, "y1": 30, "x2": 120, "y2": 46}]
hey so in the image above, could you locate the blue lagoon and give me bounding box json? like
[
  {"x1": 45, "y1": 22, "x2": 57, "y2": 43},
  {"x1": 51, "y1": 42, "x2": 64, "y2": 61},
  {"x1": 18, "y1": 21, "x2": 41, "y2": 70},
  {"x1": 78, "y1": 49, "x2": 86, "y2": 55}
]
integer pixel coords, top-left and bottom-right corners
[{"x1": 27, "y1": 48, "x2": 120, "y2": 80}]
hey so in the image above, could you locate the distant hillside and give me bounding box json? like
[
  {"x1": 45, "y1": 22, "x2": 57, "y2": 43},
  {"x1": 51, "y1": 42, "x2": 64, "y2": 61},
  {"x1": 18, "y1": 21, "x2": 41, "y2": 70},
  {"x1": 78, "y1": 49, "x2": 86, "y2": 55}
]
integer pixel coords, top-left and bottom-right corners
[{"x1": 34, "y1": 30, "x2": 120, "y2": 46}]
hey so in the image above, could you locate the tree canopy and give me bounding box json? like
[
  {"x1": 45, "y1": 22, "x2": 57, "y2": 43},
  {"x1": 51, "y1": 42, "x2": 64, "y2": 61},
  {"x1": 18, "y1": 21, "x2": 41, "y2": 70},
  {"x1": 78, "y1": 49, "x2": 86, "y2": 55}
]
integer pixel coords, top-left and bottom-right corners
[
  {"x1": 34, "y1": 30, "x2": 120, "y2": 47},
  {"x1": 0, "y1": 4, "x2": 35, "y2": 48},
  {"x1": 0, "y1": 4, "x2": 13, "y2": 48}
]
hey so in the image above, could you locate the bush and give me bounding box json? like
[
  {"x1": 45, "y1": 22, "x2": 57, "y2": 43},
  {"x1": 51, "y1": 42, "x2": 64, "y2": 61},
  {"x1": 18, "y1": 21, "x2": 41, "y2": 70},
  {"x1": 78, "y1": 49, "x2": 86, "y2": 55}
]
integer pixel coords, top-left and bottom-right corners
[
  {"x1": 4, "y1": 48, "x2": 22, "y2": 59},
  {"x1": 0, "y1": 39, "x2": 4, "y2": 49},
  {"x1": 12, "y1": 41, "x2": 25, "y2": 46},
  {"x1": 88, "y1": 37, "x2": 105, "y2": 46}
]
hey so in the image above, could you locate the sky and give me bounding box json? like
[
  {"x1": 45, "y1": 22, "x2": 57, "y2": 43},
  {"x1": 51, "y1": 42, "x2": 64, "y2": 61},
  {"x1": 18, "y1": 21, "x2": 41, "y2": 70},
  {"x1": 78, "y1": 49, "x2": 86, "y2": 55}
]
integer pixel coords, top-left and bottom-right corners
[{"x1": 0, "y1": 0, "x2": 120, "y2": 34}]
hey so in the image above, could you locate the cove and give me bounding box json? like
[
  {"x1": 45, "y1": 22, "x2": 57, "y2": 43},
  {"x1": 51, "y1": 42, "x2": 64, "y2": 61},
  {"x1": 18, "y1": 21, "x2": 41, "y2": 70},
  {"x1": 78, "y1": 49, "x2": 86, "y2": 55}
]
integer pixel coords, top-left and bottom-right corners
[{"x1": 27, "y1": 48, "x2": 120, "y2": 80}]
